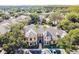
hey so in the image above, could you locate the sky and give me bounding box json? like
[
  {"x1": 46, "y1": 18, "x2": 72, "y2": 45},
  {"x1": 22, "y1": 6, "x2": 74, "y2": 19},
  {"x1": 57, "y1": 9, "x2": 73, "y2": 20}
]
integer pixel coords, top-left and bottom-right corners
[{"x1": 0, "y1": 0, "x2": 79, "y2": 5}]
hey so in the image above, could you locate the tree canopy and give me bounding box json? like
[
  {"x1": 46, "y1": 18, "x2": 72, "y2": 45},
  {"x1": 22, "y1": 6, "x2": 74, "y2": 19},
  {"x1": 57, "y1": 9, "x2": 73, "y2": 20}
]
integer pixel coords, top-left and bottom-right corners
[{"x1": 68, "y1": 6, "x2": 79, "y2": 13}]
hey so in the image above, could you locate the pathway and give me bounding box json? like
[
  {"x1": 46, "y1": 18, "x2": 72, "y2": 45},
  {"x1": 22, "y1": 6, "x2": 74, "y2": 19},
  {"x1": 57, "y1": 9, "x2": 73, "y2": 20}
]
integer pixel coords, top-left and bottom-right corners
[{"x1": 38, "y1": 43, "x2": 42, "y2": 49}]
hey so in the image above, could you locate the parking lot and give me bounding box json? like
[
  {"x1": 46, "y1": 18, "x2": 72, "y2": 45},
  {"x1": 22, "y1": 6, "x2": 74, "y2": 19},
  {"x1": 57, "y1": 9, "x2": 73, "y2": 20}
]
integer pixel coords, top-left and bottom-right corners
[{"x1": 15, "y1": 49, "x2": 66, "y2": 54}]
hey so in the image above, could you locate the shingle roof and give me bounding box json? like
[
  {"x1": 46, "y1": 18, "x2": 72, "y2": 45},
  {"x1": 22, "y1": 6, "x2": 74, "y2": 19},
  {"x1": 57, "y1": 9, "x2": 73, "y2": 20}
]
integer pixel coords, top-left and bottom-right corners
[
  {"x1": 0, "y1": 25, "x2": 10, "y2": 34},
  {"x1": 23, "y1": 24, "x2": 67, "y2": 39},
  {"x1": 0, "y1": 20, "x2": 10, "y2": 34},
  {"x1": 25, "y1": 29, "x2": 37, "y2": 37}
]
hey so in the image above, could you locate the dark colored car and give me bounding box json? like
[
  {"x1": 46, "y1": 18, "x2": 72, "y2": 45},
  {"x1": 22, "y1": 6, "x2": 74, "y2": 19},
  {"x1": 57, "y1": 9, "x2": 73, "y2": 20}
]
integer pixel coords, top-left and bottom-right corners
[{"x1": 30, "y1": 50, "x2": 42, "y2": 54}]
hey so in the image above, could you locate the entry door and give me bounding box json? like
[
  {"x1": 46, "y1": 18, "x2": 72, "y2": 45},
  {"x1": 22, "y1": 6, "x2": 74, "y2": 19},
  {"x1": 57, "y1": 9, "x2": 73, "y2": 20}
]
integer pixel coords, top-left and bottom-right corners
[
  {"x1": 39, "y1": 37, "x2": 42, "y2": 43},
  {"x1": 38, "y1": 37, "x2": 43, "y2": 43}
]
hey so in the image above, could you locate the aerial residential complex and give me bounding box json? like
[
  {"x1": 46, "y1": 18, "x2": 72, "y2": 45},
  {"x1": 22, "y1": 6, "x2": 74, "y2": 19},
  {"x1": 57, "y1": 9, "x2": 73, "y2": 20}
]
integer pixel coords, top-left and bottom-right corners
[
  {"x1": 23, "y1": 24, "x2": 66, "y2": 48},
  {"x1": 0, "y1": 6, "x2": 79, "y2": 54}
]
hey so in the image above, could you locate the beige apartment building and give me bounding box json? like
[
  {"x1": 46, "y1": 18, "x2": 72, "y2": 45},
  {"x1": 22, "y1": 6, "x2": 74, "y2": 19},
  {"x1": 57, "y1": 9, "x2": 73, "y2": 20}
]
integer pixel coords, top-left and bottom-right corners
[{"x1": 23, "y1": 24, "x2": 67, "y2": 47}]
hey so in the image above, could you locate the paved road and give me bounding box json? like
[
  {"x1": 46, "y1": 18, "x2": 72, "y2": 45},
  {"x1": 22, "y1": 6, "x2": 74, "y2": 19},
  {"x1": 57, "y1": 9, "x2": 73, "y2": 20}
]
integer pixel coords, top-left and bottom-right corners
[{"x1": 39, "y1": 43, "x2": 42, "y2": 49}]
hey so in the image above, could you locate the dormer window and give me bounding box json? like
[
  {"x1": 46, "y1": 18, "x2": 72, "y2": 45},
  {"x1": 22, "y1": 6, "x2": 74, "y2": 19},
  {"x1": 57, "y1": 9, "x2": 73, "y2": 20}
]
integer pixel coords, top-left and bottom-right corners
[
  {"x1": 30, "y1": 43, "x2": 32, "y2": 46},
  {"x1": 34, "y1": 37, "x2": 36, "y2": 40},
  {"x1": 30, "y1": 38, "x2": 32, "y2": 41},
  {"x1": 57, "y1": 35, "x2": 60, "y2": 38}
]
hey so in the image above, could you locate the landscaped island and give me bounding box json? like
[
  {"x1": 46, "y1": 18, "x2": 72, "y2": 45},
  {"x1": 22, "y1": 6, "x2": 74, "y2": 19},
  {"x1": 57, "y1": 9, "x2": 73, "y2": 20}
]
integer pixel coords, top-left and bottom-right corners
[{"x1": 0, "y1": 6, "x2": 79, "y2": 54}]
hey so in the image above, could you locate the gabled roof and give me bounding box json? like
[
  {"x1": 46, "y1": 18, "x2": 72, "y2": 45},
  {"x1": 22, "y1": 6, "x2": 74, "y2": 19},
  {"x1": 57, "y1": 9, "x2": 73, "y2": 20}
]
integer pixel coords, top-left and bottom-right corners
[
  {"x1": 38, "y1": 15, "x2": 43, "y2": 21},
  {"x1": 23, "y1": 24, "x2": 67, "y2": 39},
  {"x1": 43, "y1": 31, "x2": 52, "y2": 37},
  {"x1": 23, "y1": 24, "x2": 35, "y2": 32},
  {"x1": 57, "y1": 29, "x2": 67, "y2": 38},
  {"x1": 25, "y1": 29, "x2": 37, "y2": 37}
]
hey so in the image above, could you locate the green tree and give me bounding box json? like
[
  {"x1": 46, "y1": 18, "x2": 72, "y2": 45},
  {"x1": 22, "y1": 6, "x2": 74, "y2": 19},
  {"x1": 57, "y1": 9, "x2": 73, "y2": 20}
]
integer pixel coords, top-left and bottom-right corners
[
  {"x1": 3, "y1": 44, "x2": 9, "y2": 50},
  {"x1": 35, "y1": 24, "x2": 38, "y2": 29},
  {"x1": 2, "y1": 14, "x2": 10, "y2": 20},
  {"x1": 0, "y1": 22, "x2": 27, "y2": 53},
  {"x1": 58, "y1": 19, "x2": 71, "y2": 32},
  {"x1": 57, "y1": 28, "x2": 79, "y2": 53},
  {"x1": 66, "y1": 12, "x2": 78, "y2": 22},
  {"x1": 68, "y1": 6, "x2": 79, "y2": 13},
  {"x1": 29, "y1": 13, "x2": 39, "y2": 24},
  {"x1": 48, "y1": 12, "x2": 64, "y2": 25},
  {"x1": 58, "y1": 19, "x2": 79, "y2": 32},
  {"x1": 68, "y1": 28, "x2": 79, "y2": 45}
]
